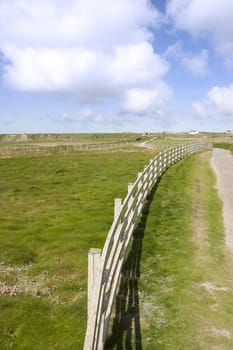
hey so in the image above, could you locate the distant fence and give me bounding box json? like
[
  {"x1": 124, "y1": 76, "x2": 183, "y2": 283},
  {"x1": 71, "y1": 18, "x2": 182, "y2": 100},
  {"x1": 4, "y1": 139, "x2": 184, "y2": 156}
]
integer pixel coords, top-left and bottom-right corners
[
  {"x1": 83, "y1": 142, "x2": 211, "y2": 350},
  {"x1": 0, "y1": 142, "x2": 137, "y2": 158}
]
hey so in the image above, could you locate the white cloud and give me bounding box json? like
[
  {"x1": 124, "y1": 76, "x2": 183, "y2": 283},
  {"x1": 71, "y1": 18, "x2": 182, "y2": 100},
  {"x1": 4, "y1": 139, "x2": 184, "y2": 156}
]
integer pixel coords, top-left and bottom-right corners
[
  {"x1": 123, "y1": 84, "x2": 172, "y2": 116},
  {"x1": 193, "y1": 84, "x2": 233, "y2": 118},
  {"x1": 167, "y1": 0, "x2": 233, "y2": 67},
  {"x1": 3, "y1": 46, "x2": 99, "y2": 93},
  {"x1": 165, "y1": 41, "x2": 209, "y2": 76},
  {"x1": 208, "y1": 85, "x2": 233, "y2": 115},
  {"x1": 181, "y1": 49, "x2": 208, "y2": 77},
  {"x1": 0, "y1": 0, "x2": 172, "y2": 119},
  {"x1": 110, "y1": 43, "x2": 169, "y2": 89},
  {"x1": 0, "y1": 0, "x2": 160, "y2": 49}
]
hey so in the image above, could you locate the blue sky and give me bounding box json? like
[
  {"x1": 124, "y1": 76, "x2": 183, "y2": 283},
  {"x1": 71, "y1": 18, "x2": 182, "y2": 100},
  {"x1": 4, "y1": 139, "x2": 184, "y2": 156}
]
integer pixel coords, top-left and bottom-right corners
[{"x1": 0, "y1": 0, "x2": 233, "y2": 133}]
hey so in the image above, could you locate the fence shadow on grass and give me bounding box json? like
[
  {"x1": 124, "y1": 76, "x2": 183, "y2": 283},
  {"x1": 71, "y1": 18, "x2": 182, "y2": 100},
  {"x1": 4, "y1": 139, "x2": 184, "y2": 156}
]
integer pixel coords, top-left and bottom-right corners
[{"x1": 104, "y1": 181, "x2": 159, "y2": 350}]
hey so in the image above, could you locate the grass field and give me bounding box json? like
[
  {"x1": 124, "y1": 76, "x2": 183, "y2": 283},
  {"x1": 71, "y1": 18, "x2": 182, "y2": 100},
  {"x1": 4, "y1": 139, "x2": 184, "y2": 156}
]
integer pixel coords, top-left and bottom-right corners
[
  {"x1": 0, "y1": 147, "x2": 156, "y2": 349},
  {"x1": 0, "y1": 132, "x2": 151, "y2": 145},
  {"x1": 1, "y1": 132, "x2": 232, "y2": 159},
  {"x1": 1, "y1": 137, "x2": 233, "y2": 349}
]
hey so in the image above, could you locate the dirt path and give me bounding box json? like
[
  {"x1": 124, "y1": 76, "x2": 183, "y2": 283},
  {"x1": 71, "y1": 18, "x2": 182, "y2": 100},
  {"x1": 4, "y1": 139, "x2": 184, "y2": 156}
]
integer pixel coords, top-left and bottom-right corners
[
  {"x1": 138, "y1": 137, "x2": 157, "y2": 149},
  {"x1": 211, "y1": 148, "x2": 233, "y2": 249}
]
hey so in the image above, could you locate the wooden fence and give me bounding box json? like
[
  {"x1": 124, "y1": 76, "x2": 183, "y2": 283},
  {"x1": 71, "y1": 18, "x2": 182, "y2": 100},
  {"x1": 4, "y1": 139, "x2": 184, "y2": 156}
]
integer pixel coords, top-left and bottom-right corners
[
  {"x1": 83, "y1": 143, "x2": 211, "y2": 350},
  {"x1": 0, "y1": 141, "x2": 136, "y2": 158}
]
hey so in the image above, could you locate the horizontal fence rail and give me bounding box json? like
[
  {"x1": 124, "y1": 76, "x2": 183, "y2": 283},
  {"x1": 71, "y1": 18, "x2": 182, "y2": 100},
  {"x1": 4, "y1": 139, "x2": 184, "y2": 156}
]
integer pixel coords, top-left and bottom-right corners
[
  {"x1": 83, "y1": 143, "x2": 211, "y2": 350},
  {"x1": 0, "y1": 141, "x2": 137, "y2": 158}
]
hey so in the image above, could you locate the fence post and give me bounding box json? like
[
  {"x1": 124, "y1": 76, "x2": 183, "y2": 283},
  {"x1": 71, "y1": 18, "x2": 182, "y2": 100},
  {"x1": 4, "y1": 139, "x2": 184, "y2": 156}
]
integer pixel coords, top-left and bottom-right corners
[
  {"x1": 114, "y1": 198, "x2": 122, "y2": 221},
  {"x1": 84, "y1": 248, "x2": 102, "y2": 350}
]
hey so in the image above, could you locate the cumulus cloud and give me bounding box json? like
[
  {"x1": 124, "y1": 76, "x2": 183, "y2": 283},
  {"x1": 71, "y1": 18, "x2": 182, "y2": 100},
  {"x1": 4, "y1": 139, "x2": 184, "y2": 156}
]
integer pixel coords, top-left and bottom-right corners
[
  {"x1": 123, "y1": 84, "x2": 172, "y2": 116},
  {"x1": 165, "y1": 41, "x2": 209, "y2": 76},
  {"x1": 0, "y1": 0, "x2": 172, "y2": 118},
  {"x1": 181, "y1": 50, "x2": 208, "y2": 77},
  {"x1": 167, "y1": 0, "x2": 233, "y2": 67},
  {"x1": 208, "y1": 85, "x2": 233, "y2": 115},
  {"x1": 193, "y1": 84, "x2": 233, "y2": 119},
  {"x1": 0, "y1": 0, "x2": 159, "y2": 48}
]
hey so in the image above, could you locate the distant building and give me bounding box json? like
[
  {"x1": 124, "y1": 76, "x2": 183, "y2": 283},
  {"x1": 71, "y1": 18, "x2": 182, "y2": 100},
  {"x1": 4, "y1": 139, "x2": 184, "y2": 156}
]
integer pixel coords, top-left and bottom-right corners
[{"x1": 189, "y1": 130, "x2": 199, "y2": 135}]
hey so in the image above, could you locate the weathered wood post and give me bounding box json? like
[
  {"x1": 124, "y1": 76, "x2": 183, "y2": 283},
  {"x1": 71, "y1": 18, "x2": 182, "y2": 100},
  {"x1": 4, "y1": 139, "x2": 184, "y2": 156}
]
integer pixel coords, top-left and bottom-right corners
[
  {"x1": 114, "y1": 198, "x2": 122, "y2": 221},
  {"x1": 83, "y1": 248, "x2": 102, "y2": 350}
]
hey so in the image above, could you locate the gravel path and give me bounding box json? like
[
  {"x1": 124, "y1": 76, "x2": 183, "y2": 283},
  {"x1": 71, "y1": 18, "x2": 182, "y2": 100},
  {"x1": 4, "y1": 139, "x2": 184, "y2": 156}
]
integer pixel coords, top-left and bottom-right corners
[{"x1": 211, "y1": 148, "x2": 233, "y2": 249}]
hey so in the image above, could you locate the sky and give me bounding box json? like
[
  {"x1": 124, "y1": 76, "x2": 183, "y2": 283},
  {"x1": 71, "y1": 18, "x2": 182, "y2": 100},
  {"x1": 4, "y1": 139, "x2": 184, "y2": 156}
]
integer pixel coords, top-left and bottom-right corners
[{"x1": 0, "y1": 0, "x2": 233, "y2": 134}]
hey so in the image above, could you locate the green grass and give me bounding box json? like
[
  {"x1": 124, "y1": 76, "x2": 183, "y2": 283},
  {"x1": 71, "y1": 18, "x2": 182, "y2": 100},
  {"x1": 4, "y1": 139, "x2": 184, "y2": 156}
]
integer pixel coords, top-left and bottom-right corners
[
  {"x1": 0, "y1": 147, "x2": 156, "y2": 349},
  {"x1": 106, "y1": 151, "x2": 233, "y2": 349},
  {"x1": 2, "y1": 146, "x2": 233, "y2": 349},
  {"x1": 0, "y1": 132, "x2": 151, "y2": 144},
  {"x1": 213, "y1": 142, "x2": 233, "y2": 153},
  {"x1": 138, "y1": 152, "x2": 233, "y2": 349}
]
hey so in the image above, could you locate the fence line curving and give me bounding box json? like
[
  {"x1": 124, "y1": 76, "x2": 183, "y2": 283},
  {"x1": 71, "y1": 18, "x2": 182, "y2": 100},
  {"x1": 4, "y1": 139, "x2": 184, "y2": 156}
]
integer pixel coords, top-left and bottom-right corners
[{"x1": 83, "y1": 142, "x2": 211, "y2": 350}]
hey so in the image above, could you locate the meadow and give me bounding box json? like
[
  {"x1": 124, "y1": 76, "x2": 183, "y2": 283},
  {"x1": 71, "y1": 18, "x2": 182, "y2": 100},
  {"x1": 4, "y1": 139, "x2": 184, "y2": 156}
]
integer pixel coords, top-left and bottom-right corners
[
  {"x1": 1, "y1": 133, "x2": 233, "y2": 349},
  {"x1": 0, "y1": 145, "x2": 155, "y2": 349}
]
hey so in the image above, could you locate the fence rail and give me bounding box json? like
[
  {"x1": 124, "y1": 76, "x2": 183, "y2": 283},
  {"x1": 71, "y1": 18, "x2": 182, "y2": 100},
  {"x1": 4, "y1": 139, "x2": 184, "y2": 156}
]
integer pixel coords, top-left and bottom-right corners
[
  {"x1": 0, "y1": 141, "x2": 137, "y2": 158},
  {"x1": 83, "y1": 143, "x2": 211, "y2": 350}
]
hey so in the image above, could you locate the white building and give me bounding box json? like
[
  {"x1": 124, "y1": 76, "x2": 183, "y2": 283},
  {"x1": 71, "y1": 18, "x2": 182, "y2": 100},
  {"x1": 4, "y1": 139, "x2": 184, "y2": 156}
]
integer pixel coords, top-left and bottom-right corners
[{"x1": 189, "y1": 130, "x2": 199, "y2": 135}]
